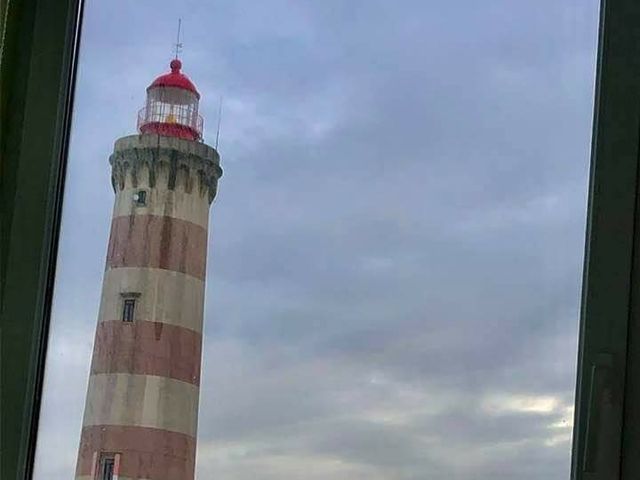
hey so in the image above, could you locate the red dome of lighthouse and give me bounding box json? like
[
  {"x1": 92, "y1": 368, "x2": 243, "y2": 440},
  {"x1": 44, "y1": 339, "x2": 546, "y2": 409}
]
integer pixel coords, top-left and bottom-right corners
[
  {"x1": 148, "y1": 59, "x2": 200, "y2": 99},
  {"x1": 138, "y1": 59, "x2": 204, "y2": 141}
]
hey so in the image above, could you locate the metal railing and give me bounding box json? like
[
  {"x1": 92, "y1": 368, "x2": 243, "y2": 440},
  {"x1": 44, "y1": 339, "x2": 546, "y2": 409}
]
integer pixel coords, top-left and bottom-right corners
[{"x1": 137, "y1": 107, "x2": 203, "y2": 140}]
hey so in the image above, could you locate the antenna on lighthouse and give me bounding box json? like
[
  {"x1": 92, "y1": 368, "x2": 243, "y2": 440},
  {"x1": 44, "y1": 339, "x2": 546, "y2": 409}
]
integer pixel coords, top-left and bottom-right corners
[
  {"x1": 215, "y1": 95, "x2": 223, "y2": 150},
  {"x1": 174, "y1": 18, "x2": 183, "y2": 59}
]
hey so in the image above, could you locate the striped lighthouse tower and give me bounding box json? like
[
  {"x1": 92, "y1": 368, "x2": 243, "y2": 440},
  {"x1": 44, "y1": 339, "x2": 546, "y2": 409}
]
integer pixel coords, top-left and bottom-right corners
[{"x1": 75, "y1": 58, "x2": 222, "y2": 480}]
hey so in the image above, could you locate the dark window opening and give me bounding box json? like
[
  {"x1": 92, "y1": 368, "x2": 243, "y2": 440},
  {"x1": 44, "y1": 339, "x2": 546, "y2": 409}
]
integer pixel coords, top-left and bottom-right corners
[
  {"x1": 122, "y1": 298, "x2": 135, "y2": 322},
  {"x1": 133, "y1": 190, "x2": 147, "y2": 206},
  {"x1": 98, "y1": 455, "x2": 115, "y2": 480}
]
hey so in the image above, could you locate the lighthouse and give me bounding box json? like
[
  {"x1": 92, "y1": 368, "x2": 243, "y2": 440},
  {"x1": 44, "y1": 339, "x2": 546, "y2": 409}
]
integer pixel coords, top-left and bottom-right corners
[{"x1": 74, "y1": 58, "x2": 222, "y2": 480}]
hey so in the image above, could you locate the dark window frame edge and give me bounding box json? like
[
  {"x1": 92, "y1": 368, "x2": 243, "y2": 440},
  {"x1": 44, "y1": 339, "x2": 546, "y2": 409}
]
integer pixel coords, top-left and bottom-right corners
[
  {"x1": 571, "y1": 1, "x2": 640, "y2": 479},
  {"x1": 0, "y1": 0, "x2": 84, "y2": 479}
]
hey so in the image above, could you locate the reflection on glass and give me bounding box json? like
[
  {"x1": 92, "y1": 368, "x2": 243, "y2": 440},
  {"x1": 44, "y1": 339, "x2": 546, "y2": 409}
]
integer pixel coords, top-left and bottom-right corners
[{"x1": 33, "y1": 1, "x2": 599, "y2": 479}]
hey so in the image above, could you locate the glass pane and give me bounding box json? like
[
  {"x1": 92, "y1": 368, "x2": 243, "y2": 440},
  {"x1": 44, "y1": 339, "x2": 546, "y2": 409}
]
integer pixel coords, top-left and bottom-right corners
[{"x1": 32, "y1": 1, "x2": 599, "y2": 479}]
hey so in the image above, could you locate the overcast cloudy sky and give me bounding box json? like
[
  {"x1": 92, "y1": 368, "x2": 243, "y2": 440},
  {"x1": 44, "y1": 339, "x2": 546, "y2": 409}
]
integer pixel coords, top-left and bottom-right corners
[{"x1": 32, "y1": 1, "x2": 599, "y2": 479}]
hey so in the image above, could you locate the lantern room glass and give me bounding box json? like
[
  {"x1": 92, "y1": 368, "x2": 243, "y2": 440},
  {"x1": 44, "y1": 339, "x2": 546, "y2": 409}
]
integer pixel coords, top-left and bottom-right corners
[{"x1": 138, "y1": 86, "x2": 203, "y2": 140}]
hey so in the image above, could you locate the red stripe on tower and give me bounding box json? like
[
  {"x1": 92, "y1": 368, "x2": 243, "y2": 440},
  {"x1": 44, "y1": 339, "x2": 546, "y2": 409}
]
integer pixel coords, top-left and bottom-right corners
[
  {"x1": 77, "y1": 425, "x2": 196, "y2": 480},
  {"x1": 90, "y1": 320, "x2": 202, "y2": 385},
  {"x1": 106, "y1": 215, "x2": 207, "y2": 279}
]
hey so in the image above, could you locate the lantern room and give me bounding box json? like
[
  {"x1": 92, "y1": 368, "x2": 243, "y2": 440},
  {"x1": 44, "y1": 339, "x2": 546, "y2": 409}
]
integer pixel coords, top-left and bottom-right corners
[{"x1": 137, "y1": 59, "x2": 203, "y2": 141}]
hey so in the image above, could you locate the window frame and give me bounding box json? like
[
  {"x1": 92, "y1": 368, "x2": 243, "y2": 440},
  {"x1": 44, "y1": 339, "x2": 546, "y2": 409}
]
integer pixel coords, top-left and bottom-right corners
[
  {"x1": 134, "y1": 189, "x2": 148, "y2": 206},
  {"x1": 0, "y1": 0, "x2": 84, "y2": 479},
  {"x1": 120, "y1": 292, "x2": 140, "y2": 323},
  {"x1": 1, "y1": 0, "x2": 638, "y2": 479},
  {"x1": 571, "y1": 2, "x2": 640, "y2": 479},
  {"x1": 97, "y1": 453, "x2": 118, "y2": 480},
  {"x1": 122, "y1": 298, "x2": 136, "y2": 323}
]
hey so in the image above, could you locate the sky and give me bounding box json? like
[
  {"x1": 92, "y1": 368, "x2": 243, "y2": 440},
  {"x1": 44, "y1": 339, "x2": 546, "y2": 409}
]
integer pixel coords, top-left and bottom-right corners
[{"x1": 32, "y1": 1, "x2": 599, "y2": 479}]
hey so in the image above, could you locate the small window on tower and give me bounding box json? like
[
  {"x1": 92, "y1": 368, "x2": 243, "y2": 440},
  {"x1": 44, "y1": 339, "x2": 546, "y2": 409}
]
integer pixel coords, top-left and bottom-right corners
[
  {"x1": 122, "y1": 298, "x2": 136, "y2": 323},
  {"x1": 98, "y1": 454, "x2": 116, "y2": 480},
  {"x1": 133, "y1": 189, "x2": 147, "y2": 206}
]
